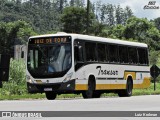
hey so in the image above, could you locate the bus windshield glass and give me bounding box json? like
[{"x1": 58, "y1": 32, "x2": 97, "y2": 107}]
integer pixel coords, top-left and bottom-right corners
[{"x1": 27, "y1": 36, "x2": 72, "y2": 78}]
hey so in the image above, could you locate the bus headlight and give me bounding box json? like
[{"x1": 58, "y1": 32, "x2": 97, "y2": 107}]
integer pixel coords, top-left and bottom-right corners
[
  {"x1": 26, "y1": 75, "x2": 33, "y2": 83},
  {"x1": 63, "y1": 72, "x2": 73, "y2": 83}
]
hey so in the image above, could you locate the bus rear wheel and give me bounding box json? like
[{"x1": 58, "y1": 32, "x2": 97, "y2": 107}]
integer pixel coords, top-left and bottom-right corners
[
  {"x1": 118, "y1": 79, "x2": 133, "y2": 97},
  {"x1": 82, "y1": 78, "x2": 95, "y2": 99},
  {"x1": 93, "y1": 92, "x2": 101, "y2": 98},
  {"x1": 45, "y1": 92, "x2": 57, "y2": 100}
]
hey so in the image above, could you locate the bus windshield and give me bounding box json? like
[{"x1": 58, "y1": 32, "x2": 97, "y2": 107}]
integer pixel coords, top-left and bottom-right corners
[{"x1": 27, "y1": 37, "x2": 72, "y2": 78}]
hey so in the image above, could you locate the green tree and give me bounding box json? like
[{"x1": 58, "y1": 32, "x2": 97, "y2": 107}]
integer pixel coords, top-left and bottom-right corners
[
  {"x1": 90, "y1": 20, "x2": 105, "y2": 36},
  {"x1": 0, "y1": 21, "x2": 36, "y2": 54},
  {"x1": 70, "y1": 0, "x2": 75, "y2": 6},
  {"x1": 100, "y1": 4, "x2": 106, "y2": 23},
  {"x1": 0, "y1": 0, "x2": 61, "y2": 34},
  {"x1": 61, "y1": 7, "x2": 94, "y2": 34},
  {"x1": 63, "y1": 0, "x2": 69, "y2": 7},
  {"x1": 124, "y1": 17, "x2": 160, "y2": 50},
  {"x1": 153, "y1": 17, "x2": 160, "y2": 30},
  {"x1": 75, "y1": 0, "x2": 85, "y2": 7},
  {"x1": 17, "y1": 22, "x2": 37, "y2": 44},
  {"x1": 95, "y1": 0, "x2": 102, "y2": 21},
  {"x1": 115, "y1": 5, "x2": 124, "y2": 25},
  {"x1": 124, "y1": 6, "x2": 133, "y2": 21},
  {"x1": 149, "y1": 51, "x2": 160, "y2": 65},
  {"x1": 111, "y1": 24, "x2": 125, "y2": 39},
  {"x1": 124, "y1": 17, "x2": 151, "y2": 41},
  {"x1": 106, "y1": 4, "x2": 115, "y2": 26}
]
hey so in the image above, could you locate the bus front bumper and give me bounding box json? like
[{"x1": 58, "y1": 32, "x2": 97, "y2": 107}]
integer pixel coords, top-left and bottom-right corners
[{"x1": 27, "y1": 79, "x2": 75, "y2": 94}]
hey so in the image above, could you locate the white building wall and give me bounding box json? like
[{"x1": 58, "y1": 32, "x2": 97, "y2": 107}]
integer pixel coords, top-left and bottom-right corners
[{"x1": 14, "y1": 45, "x2": 27, "y2": 60}]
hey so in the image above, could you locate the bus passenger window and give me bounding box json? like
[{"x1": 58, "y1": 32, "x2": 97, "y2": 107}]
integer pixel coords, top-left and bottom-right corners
[
  {"x1": 138, "y1": 48, "x2": 148, "y2": 65},
  {"x1": 85, "y1": 42, "x2": 97, "y2": 62},
  {"x1": 119, "y1": 46, "x2": 128, "y2": 64},
  {"x1": 74, "y1": 45, "x2": 83, "y2": 63},
  {"x1": 128, "y1": 47, "x2": 138, "y2": 64},
  {"x1": 145, "y1": 49, "x2": 149, "y2": 65},
  {"x1": 105, "y1": 44, "x2": 109, "y2": 62},
  {"x1": 97, "y1": 43, "x2": 106, "y2": 62},
  {"x1": 74, "y1": 40, "x2": 84, "y2": 71},
  {"x1": 108, "y1": 44, "x2": 118, "y2": 63}
]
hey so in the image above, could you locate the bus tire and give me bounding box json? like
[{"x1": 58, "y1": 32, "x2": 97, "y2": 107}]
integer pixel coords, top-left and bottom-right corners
[
  {"x1": 93, "y1": 92, "x2": 101, "y2": 98},
  {"x1": 82, "y1": 76, "x2": 95, "y2": 99},
  {"x1": 45, "y1": 92, "x2": 57, "y2": 100},
  {"x1": 118, "y1": 79, "x2": 133, "y2": 97}
]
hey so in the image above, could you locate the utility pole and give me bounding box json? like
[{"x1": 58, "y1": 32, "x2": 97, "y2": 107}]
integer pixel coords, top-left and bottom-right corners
[{"x1": 86, "y1": 0, "x2": 89, "y2": 34}]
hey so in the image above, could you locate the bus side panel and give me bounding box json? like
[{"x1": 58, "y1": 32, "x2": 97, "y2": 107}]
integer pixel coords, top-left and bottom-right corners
[
  {"x1": 75, "y1": 64, "x2": 150, "y2": 91},
  {"x1": 75, "y1": 64, "x2": 125, "y2": 90},
  {"x1": 133, "y1": 72, "x2": 151, "y2": 89}
]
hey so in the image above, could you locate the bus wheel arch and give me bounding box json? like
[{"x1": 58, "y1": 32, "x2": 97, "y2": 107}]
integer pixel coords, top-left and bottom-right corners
[{"x1": 82, "y1": 75, "x2": 96, "y2": 99}]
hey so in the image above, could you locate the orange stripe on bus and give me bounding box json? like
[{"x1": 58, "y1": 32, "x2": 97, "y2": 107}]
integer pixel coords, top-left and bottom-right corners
[
  {"x1": 96, "y1": 84, "x2": 126, "y2": 90},
  {"x1": 75, "y1": 84, "x2": 88, "y2": 90},
  {"x1": 75, "y1": 77, "x2": 151, "y2": 91},
  {"x1": 133, "y1": 77, "x2": 151, "y2": 89}
]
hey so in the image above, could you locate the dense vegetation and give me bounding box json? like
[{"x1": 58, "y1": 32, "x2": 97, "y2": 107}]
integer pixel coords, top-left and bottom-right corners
[
  {"x1": 0, "y1": 59, "x2": 26, "y2": 96},
  {"x1": 0, "y1": 0, "x2": 160, "y2": 55}
]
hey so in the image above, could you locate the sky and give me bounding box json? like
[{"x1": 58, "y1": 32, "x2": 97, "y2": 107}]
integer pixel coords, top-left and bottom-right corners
[{"x1": 90, "y1": 0, "x2": 160, "y2": 20}]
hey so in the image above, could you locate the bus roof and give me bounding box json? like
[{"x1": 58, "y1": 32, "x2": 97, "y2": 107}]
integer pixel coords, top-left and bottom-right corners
[{"x1": 29, "y1": 33, "x2": 148, "y2": 48}]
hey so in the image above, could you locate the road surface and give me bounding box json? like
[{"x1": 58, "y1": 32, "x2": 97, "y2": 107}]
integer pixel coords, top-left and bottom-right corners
[
  {"x1": 0, "y1": 95, "x2": 160, "y2": 119},
  {"x1": 0, "y1": 95, "x2": 160, "y2": 111}
]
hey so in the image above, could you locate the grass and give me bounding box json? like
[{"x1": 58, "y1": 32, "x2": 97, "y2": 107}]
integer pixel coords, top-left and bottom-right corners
[
  {"x1": 133, "y1": 82, "x2": 160, "y2": 96},
  {"x1": 0, "y1": 83, "x2": 160, "y2": 100},
  {"x1": 0, "y1": 93, "x2": 46, "y2": 100}
]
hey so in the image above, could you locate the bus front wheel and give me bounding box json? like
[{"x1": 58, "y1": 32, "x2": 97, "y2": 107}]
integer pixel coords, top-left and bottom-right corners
[{"x1": 45, "y1": 92, "x2": 57, "y2": 100}]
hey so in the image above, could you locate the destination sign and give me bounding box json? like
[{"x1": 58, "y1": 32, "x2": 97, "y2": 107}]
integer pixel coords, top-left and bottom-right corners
[{"x1": 29, "y1": 36, "x2": 71, "y2": 44}]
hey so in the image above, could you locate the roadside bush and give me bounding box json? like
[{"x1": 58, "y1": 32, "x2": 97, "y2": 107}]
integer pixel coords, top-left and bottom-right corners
[
  {"x1": 149, "y1": 50, "x2": 160, "y2": 65},
  {"x1": 0, "y1": 59, "x2": 27, "y2": 96}
]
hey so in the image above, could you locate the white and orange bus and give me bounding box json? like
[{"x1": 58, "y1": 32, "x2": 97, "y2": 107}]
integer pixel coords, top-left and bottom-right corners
[{"x1": 26, "y1": 33, "x2": 151, "y2": 100}]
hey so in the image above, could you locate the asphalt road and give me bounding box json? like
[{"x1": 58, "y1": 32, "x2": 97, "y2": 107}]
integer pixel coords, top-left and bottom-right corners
[
  {"x1": 0, "y1": 95, "x2": 160, "y2": 120},
  {"x1": 0, "y1": 95, "x2": 160, "y2": 111}
]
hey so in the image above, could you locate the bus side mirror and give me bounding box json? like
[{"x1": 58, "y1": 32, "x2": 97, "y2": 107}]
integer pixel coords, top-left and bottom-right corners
[
  {"x1": 21, "y1": 51, "x2": 24, "y2": 58},
  {"x1": 0, "y1": 54, "x2": 10, "y2": 82}
]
